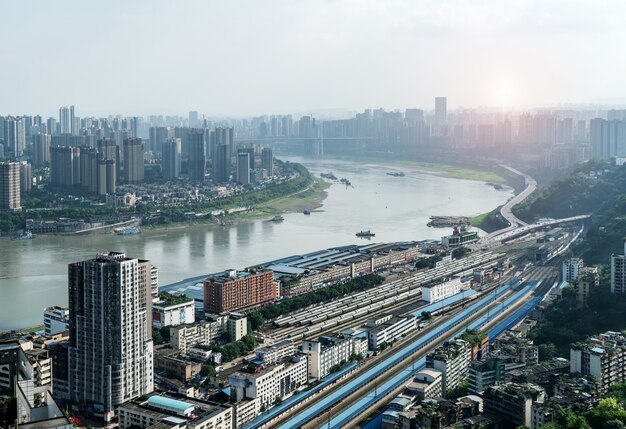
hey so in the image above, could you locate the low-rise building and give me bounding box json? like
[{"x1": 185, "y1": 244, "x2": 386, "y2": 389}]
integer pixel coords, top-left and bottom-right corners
[
  {"x1": 155, "y1": 355, "x2": 202, "y2": 382},
  {"x1": 170, "y1": 314, "x2": 247, "y2": 354},
  {"x1": 482, "y1": 382, "x2": 546, "y2": 429},
  {"x1": 405, "y1": 369, "x2": 443, "y2": 400},
  {"x1": 422, "y1": 277, "x2": 463, "y2": 303},
  {"x1": 468, "y1": 355, "x2": 525, "y2": 393},
  {"x1": 228, "y1": 313, "x2": 247, "y2": 342},
  {"x1": 0, "y1": 340, "x2": 72, "y2": 429},
  {"x1": 426, "y1": 339, "x2": 471, "y2": 395},
  {"x1": 117, "y1": 394, "x2": 233, "y2": 429},
  {"x1": 43, "y1": 306, "x2": 69, "y2": 335},
  {"x1": 152, "y1": 294, "x2": 195, "y2": 329},
  {"x1": 255, "y1": 339, "x2": 295, "y2": 366},
  {"x1": 301, "y1": 333, "x2": 367, "y2": 380},
  {"x1": 229, "y1": 356, "x2": 308, "y2": 425},
  {"x1": 397, "y1": 395, "x2": 483, "y2": 429},
  {"x1": 562, "y1": 257, "x2": 583, "y2": 283},
  {"x1": 494, "y1": 335, "x2": 539, "y2": 366},
  {"x1": 575, "y1": 266, "x2": 599, "y2": 303},
  {"x1": 368, "y1": 316, "x2": 417, "y2": 350}
]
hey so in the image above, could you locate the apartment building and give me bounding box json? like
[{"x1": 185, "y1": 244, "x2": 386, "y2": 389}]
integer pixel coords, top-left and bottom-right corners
[
  {"x1": 301, "y1": 334, "x2": 367, "y2": 380},
  {"x1": 482, "y1": 383, "x2": 546, "y2": 428},
  {"x1": 425, "y1": 339, "x2": 471, "y2": 395},
  {"x1": 229, "y1": 356, "x2": 308, "y2": 423},
  {"x1": 204, "y1": 269, "x2": 277, "y2": 313},
  {"x1": 570, "y1": 330, "x2": 626, "y2": 392},
  {"x1": 368, "y1": 316, "x2": 417, "y2": 350}
]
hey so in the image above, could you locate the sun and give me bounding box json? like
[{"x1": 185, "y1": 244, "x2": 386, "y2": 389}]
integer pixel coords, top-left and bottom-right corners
[{"x1": 493, "y1": 80, "x2": 518, "y2": 106}]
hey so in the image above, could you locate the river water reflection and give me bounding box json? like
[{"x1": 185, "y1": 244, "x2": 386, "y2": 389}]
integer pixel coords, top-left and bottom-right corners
[{"x1": 0, "y1": 157, "x2": 513, "y2": 329}]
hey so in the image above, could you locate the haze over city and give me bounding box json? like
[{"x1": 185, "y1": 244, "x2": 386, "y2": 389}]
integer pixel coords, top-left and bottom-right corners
[
  {"x1": 5, "y1": 2, "x2": 626, "y2": 429},
  {"x1": 3, "y1": 0, "x2": 626, "y2": 116}
]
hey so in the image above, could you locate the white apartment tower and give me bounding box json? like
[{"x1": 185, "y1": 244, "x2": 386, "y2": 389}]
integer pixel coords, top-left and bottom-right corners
[
  {"x1": 68, "y1": 252, "x2": 154, "y2": 422},
  {"x1": 562, "y1": 258, "x2": 584, "y2": 283},
  {"x1": 611, "y1": 240, "x2": 626, "y2": 294}
]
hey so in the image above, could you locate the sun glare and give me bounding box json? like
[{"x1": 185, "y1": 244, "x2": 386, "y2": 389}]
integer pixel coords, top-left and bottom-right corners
[{"x1": 493, "y1": 80, "x2": 518, "y2": 106}]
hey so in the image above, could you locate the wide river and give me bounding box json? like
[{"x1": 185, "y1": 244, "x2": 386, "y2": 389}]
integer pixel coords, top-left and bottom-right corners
[{"x1": 0, "y1": 157, "x2": 513, "y2": 330}]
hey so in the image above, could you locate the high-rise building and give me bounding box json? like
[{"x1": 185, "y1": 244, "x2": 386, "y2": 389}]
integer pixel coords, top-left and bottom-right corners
[
  {"x1": 611, "y1": 240, "x2": 626, "y2": 294},
  {"x1": 68, "y1": 252, "x2": 154, "y2": 422},
  {"x1": 0, "y1": 161, "x2": 21, "y2": 211},
  {"x1": 59, "y1": 106, "x2": 73, "y2": 135},
  {"x1": 161, "y1": 138, "x2": 181, "y2": 181},
  {"x1": 19, "y1": 161, "x2": 32, "y2": 192},
  {"x1": 123, "y1": 138, "x2": 144, "y2": 183},
  {"x1": 204, "y1": 269, "x2": 277, "y2": 314},
  {"x1": 2, "y1": 117, "x2": 25, "y2": 156},
  {"x1": 212, "y1": 144, "x2": 230, "y2": 183},
  {"x1": 435, "y1": 97, "x2": 447, "y2": 125},
  {"x1": 33, "y1": 133, "x2": 51, "y2": 166},
  {"x1": 47, "y1": 117, "x2": 58, "y2": 135},
  {"x1": 188, "y1": 110, "x2": 199, "y2": 127},
  {"x1": 50, "y1": 146, "x2": 81, "y2": 190},
  {"x1": 188, "y1": 129, "x2": 206, "y2": 182},
  {"x1": 236, "y1": 152, "x2": 250, "y2": 185},
  {"x1": 149, "y1": 126, "x2": 170, "y2": 152},
  {"x1": 215, "y1": 127, "x2": 234, "y2": 157},
  {"x1": 261, "y1": 147, "x2": 273, "y2": 177}
]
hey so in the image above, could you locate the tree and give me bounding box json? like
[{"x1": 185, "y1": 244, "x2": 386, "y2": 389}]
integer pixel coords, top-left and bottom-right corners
[
  {"x1": 421, "y1": 311, "x2": 432, "y2": 320},
  {"x1": 452, "y1": 246, "x2": 471, "y2": 260},
  {"x1": 586, "y1": 398, "x2": 626, "y2": 428},
  {"x1": 249, "y1": 311, "x2": 264, "y2": 331},
  {"x1": 152, "y1": 330, "x2": 164, "y2": 344},
  {"x1": 200, "y1": 364, "x2": 216, "y2": 377}
]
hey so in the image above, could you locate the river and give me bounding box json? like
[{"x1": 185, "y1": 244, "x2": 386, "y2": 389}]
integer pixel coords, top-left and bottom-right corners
[{"x1": 0, "y1": 157, "x2": 513, "y2": 330}]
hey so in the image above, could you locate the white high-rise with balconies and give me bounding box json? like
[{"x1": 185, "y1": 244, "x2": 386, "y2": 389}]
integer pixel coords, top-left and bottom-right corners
[{"x1": 611, "y1": 240, "x2": 626, "y2": 294}]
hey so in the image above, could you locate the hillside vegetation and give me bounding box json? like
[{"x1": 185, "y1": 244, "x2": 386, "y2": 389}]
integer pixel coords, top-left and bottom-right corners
[{"x1": 513, "y1": 160, "x2": 626, "y2": 264}]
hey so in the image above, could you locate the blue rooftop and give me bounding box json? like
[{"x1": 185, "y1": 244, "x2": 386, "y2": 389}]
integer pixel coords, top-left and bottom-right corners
[{"x1": 148, "y1": 396, "x2": 194, "y2": 413}]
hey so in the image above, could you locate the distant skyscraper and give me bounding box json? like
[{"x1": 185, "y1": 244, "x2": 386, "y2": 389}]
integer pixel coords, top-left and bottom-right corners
[
  {"x1": 19, "y1": 161, "x2": 32, "y2": 192},
  {"x1": 236, "y1": 152, "x2": 250, "y2": 185},
  {"x1": 3, "y1": 117, "x2": 25, "y2": 156},
  {"x1": 435, "y1": 97, "x2": 447, "y2": 125},
  {"x1": 47, "y1": 117, "x2": 58, "y2": 135},
  {"x1": 161, "y1": 138, "x2": 181, "y2": 181},
  {"x1": 59, "y1": 106, "x2": 73, "y2": 134},
  {"x1": 212, "y1": 144, "x2": 230, "y2": 183},
  {"x1": 149, "y1": 126, "x2": 170, "y2": 152},
  {"x1": 33, "y1": 133, "x2": 51, "y2": 166},
  {"x1": 188, "y1": 129, "x2": 206, "y2": 182},
  {"x1": 261, "y1": 147, "x2": 273, "y2": 176},
  {"x1": 0, "y1": 161, "x2": 21, "y2": 210},
  {"x1": 215, "y1": 127, "x2": 234, "y2": 157},
  {"x1": 189, "y1": 111, "x2": 199, "y2": 127},
  {"x1": 50, "y1": 146, "x2": 81, "y2": 190},
  {"x1": 68, "y1": 252, "x2": 154, "y2": 422},
  {"x1": 123, "y1": 138, "x2": 144, "y2": 183}
]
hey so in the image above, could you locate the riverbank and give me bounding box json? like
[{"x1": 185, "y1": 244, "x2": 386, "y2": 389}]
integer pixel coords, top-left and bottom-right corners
[{"x1": 325, "y1": 154, "x2": 510, "y2": 185}]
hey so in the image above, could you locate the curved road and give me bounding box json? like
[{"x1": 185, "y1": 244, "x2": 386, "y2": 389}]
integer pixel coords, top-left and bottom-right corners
[{"x1": 481, "y1": 164, "x2": 537, "y2": 244}]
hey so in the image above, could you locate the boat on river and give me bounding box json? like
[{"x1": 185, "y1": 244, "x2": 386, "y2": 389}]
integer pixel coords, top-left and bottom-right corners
[
  {"x1": 114, "y1": 226, "x2": 141, "y2": 236},
  {"x1": 356, "y1": 230, "x2": 375, "y2": 238},
  {"x1": 11, "y1": 231, "x2": 33, "y2": 240}
]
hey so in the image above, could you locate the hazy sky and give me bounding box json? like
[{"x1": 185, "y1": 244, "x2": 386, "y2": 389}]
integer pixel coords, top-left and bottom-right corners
[{"x1": 2, "y1": 0, "x2": 626, "y2": 117}]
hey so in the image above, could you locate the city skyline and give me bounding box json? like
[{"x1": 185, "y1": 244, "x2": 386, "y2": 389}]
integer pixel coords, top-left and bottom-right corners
[{"x1": 2, "y1": 0, "x2": 626, "y2": 117}]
